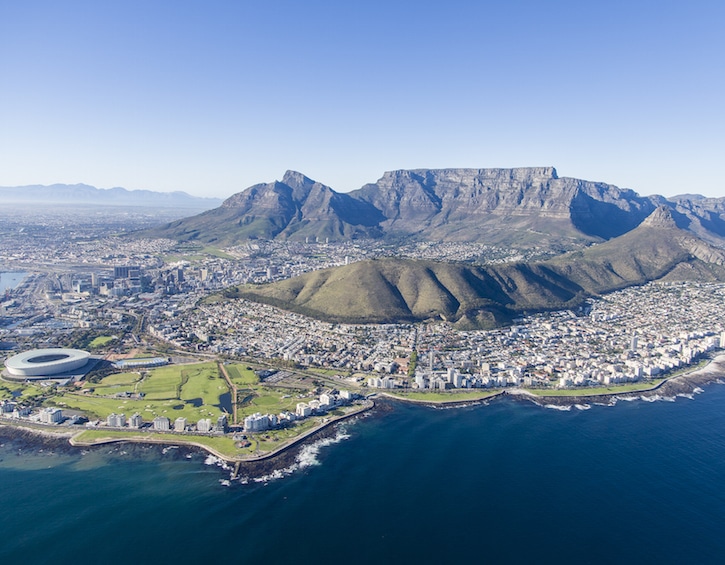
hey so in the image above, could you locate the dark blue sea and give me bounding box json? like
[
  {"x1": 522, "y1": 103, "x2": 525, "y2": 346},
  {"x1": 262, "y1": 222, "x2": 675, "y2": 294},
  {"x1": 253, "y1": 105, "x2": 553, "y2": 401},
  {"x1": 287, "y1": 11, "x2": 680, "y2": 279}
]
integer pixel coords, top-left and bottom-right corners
[{"x1": 2, "y1": 385, "x2": 725, "y2": 564}]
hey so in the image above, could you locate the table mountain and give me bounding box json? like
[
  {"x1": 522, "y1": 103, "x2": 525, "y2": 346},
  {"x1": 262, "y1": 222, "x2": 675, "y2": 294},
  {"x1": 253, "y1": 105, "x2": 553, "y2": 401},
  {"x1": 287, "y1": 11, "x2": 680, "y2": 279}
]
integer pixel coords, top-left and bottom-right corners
[{"x1": 149, "y1": 167, "x2": 725, "y2": 250}]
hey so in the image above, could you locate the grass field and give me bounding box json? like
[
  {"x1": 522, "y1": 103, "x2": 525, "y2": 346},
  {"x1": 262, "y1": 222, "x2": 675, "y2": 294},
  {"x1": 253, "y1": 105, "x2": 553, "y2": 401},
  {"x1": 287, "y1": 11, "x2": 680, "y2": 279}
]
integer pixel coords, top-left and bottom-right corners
[
  {"x1": 224, "y1": 363, "x2": 316, "y2": 418},
  {"x1": 386, "y1": 390, "x2": 503, "y2": 402},
  {"x1": 54, "y1": 362, "x2": 229, "y2": 422},
  {"x1": 225, "y1": 364, "x2": 259, "y2": 386},
  {"x1": 0, "y1": 380, "x2": 45, "y2": 402},
  {"x1": 138, "y1": 365, "x2": 186, "y2": 400},
  {"x1": 162, "y1": 246, "x2": 234, "y2": 264},
  {"x1": 526, "y1": 378, "x2": 669, "y2": 396},
  {"x1": 88, "y1": 335, "x2": 115, "y2": 348},
  {"x1": 84, "y1": 372, "x2": 142, "y2": 396},
  {"x1": 237, "y1": 386, "x2": 313, "y2": 418}
]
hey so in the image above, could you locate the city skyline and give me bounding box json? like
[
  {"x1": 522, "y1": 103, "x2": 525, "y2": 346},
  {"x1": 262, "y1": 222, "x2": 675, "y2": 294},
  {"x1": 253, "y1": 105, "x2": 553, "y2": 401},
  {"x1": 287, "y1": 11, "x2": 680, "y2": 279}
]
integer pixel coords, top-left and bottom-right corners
[{"x1": 1, "y1": 1, "x2": 723, "y2": 199}]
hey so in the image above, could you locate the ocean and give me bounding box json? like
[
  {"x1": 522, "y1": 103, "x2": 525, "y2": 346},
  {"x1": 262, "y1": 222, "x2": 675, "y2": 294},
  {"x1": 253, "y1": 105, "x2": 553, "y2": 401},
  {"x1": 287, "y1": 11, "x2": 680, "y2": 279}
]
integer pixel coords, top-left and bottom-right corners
[
  {"x1": 2, "y1": 385, "x2": 725, "y2": 564},
  {"x1": 0, "y1": 272, "x2": 26, "y2": 293}
]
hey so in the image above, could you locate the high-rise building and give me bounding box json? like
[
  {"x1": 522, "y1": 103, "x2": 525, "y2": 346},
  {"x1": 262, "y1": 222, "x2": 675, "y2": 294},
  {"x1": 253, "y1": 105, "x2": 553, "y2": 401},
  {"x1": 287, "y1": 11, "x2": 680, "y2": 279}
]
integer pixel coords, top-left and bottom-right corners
[
  {"x1": 107, "y1": 413, "x2": 126, "y2": 427},
  {"x1": 153, "y1": 416, "x2": 170, "y2": 431},
  {"x1": 39, "y1": 407, "x2": 63, "y2": 424},
  {"x1": 114, "y1": 265, "x2": 141, "y2": 279}
]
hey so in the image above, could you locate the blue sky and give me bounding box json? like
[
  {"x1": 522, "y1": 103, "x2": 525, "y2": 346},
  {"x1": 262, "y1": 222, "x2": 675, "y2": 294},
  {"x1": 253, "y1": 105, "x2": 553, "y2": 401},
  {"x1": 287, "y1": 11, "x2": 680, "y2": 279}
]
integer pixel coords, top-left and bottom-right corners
[{"x1": 1, "y1": 0, "x2": 723, "y2": 198}]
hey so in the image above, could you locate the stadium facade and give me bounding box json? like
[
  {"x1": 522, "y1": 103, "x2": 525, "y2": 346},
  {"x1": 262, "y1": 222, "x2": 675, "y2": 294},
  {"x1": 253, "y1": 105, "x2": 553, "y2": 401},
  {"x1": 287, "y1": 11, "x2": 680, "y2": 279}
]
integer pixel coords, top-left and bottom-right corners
[{"x1": 3, "y1": 348, "x2": 91, "y2": 379}]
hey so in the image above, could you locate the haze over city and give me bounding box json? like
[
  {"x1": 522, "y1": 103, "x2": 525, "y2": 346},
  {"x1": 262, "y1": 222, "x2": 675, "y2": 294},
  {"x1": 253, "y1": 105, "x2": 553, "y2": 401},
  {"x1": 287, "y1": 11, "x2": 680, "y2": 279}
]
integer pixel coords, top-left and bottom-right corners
[{"x1": 1, "y1": 1, "x2": 723, "y2": 198}]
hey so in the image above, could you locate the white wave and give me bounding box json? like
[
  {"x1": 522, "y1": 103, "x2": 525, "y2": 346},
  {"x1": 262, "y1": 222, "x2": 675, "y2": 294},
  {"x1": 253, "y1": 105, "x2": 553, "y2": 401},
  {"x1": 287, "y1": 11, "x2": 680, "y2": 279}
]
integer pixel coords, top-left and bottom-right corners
[
  {"x1": 676, "y1": 393, "x2": 694, "y2": 400},
  {"x1": 204, "y1": 455, "x2": 221, "y2": 466},
  {"x1": 248, "y1": 428, "x2": 351, "y2": 484},
  {"x1": 694, "y1": 387, "x2": 704, "y2": 394},
  {"x1": 617, "y1": 396, "x2": 638, "y2": 402},
  {"x1": 219, "y1": 479, "x2": 231, "y2": 487},
  {"x1": 641, "y1": 395, "x2": 660, "y2": 402},
  {"x1": 594, "y1": 398, "x2": 617, "y2": 407},
  {"x1": 574, "y1": 404, "x2": 591, "y2": 410},
  {"x1": 544, "y1": 404, "x2": 571, "y2": 411},
  {"x1": 662, "y1": 396, "x2": 676, "y2": 402}
]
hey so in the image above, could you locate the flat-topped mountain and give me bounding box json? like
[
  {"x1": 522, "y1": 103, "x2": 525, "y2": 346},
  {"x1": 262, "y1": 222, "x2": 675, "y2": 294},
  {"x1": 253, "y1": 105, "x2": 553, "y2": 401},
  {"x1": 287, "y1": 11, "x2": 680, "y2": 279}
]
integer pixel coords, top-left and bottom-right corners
[
  {"x1": 149, "y1": 168, "x2": 725, "y2": 249},
  {"x1": 227, "y1": 206, "x2": 725, "y2": 329}
]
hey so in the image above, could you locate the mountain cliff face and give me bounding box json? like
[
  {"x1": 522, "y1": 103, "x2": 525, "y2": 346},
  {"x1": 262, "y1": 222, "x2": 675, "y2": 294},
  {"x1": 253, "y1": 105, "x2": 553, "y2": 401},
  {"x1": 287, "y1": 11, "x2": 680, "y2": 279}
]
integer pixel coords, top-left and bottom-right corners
[
  {"x1": 150, "y1": 168, "x2": 725, "y2": 249},
  {"x1": 230, "y1": 206, "x2": 725, "y2": 329},
  {"x1": 157, "y1": 171, "x2": 383, "y2": 244}
]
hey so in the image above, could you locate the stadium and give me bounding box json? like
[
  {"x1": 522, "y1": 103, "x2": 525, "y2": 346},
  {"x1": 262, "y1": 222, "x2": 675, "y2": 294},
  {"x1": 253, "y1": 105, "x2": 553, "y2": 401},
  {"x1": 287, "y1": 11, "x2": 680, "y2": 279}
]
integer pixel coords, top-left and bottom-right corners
[{"x1": 3, "y1": 348, "x2": 91, "y2": 380}]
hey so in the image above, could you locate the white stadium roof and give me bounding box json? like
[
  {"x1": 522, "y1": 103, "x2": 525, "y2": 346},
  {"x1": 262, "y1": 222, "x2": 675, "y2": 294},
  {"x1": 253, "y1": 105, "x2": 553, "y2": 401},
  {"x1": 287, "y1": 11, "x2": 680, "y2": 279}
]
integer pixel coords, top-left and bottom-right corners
[{"x1": 4, "y1": 348, "x2": 91, "y2": 378}]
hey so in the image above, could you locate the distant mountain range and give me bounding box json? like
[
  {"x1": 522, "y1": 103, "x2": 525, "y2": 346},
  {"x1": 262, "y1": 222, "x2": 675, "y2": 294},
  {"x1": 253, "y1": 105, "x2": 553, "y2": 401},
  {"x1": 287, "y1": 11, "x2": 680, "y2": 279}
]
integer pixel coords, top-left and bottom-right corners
[
  {"x1": 227, "y1": 206, "x2": 725, "y2": 329},
  {"x1": 0, "y1": 183, "x2": 222, "y2": 210},
  {"x1": 149, "y1": 168, "x2": 725, "y2": 249}
]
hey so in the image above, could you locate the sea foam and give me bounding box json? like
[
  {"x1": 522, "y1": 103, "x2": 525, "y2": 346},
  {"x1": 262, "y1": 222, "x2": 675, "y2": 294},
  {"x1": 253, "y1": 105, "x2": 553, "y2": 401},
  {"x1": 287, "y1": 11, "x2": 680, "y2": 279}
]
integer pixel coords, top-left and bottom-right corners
[{"x1": 248, "y1": 427, "x2": 351, "y2": 484}]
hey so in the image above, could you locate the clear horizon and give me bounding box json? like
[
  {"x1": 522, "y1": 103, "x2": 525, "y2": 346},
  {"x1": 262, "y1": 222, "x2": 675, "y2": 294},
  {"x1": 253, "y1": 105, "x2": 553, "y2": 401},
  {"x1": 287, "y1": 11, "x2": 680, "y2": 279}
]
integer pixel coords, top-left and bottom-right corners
[{"x1": 1, "y1": 1, "x2": 723, "y2": 199}]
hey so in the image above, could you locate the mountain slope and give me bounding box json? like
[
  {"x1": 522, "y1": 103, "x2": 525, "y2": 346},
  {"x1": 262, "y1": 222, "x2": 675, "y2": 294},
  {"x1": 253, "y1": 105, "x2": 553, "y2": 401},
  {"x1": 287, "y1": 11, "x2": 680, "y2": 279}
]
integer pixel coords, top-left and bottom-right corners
[
  {"x1": 154, "y1": 171, "x2": 383, "y2": 244},
  {"x1": 229, "y1": 207, "x2": 725, "y2": 328},
  {"x1": 0, "y1": 183, "x2": 220, "y2": 210},
  {"x1": 150, "y1": 167, "x2": 725, "y2": 249}
]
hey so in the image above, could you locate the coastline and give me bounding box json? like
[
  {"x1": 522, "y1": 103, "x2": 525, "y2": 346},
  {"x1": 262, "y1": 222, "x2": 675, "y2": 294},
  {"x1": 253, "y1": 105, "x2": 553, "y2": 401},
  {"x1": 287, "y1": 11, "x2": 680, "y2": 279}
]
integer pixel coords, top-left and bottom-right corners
[
  {"x1": 379, "y1": 353, "x2": 725, "y2": 409},
  {"x1": 0, "y1": 399, "x2": 374, "y2": 468},
  {"x1": 3, "y1": 355, "x2": 724, "y2": 474},
  {"x1": 509, "y1": 353, "x2": 725, "y2": 408}
]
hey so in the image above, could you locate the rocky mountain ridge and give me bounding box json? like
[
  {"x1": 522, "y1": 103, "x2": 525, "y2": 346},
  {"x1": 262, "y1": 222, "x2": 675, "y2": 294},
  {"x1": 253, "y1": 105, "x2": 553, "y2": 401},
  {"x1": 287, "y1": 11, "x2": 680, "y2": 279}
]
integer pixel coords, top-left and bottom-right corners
[{"x1": 150, "y1": 168, "x2": 725, "y2": 249}]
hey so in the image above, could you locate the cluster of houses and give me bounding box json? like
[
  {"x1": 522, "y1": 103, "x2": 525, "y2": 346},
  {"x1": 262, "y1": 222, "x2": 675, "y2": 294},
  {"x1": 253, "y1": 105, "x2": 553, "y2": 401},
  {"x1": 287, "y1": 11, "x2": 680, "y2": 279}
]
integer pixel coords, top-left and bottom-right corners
[{"x1": 367, "y1": 331, "x2": 725, "y2": 391}]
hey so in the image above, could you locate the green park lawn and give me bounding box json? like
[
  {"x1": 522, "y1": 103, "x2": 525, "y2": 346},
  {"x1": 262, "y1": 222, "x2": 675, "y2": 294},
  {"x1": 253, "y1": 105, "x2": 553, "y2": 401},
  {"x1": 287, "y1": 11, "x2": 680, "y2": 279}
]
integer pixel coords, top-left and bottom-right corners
[
  {"x1": 386, "y1": 390, "x2": 503, "y2": 402},
  {"x1": 0, "y1": 380, "x2": 46, "y2": 402},
  {"x1": 84, "y1": 372, "x2": 142, "y2": 396},
  {"x1": 138, "y1": 365, "x2": 187, "y2": 399},
  {"x1": 54, "y1": 362, "x2": 228, "y2": 422},
  {"x1": 88, "y1": 335, "x2": 115, "y2": 348},
  {"x1": 237, "y1": 387, "x2": 311, "y2": 419},
  {"x1": 526, "y1": 378, "x2": 669, "y2": 396},
  {"x1": 225, "y1": 363, "x2": 260, "y2": 386}
]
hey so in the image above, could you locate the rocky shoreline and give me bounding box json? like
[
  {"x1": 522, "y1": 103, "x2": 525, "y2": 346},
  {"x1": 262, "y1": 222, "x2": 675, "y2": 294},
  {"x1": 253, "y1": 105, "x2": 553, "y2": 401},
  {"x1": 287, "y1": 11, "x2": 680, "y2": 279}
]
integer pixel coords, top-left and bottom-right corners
[
  {"x1": 0, "y1": 401, "x2": 381, "y2": 480},
  {"x1": 3, "y1": 357, "x2": 724, "y2": 478}
]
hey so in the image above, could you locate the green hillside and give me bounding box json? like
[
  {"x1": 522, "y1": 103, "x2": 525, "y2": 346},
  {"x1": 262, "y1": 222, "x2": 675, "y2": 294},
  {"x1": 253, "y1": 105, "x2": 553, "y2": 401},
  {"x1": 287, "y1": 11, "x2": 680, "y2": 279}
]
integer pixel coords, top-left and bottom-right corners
[{"x1": 220, "y1": 207, "x2": 725, "y2": 329}]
